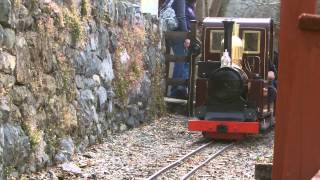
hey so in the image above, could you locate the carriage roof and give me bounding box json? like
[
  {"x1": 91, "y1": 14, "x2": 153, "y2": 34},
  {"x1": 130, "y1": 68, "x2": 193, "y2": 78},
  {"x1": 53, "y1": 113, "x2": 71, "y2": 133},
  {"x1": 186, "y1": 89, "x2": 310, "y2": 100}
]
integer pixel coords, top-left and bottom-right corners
[{"x1": 202, "y1": 17, "x2": 272, "y2": 27}]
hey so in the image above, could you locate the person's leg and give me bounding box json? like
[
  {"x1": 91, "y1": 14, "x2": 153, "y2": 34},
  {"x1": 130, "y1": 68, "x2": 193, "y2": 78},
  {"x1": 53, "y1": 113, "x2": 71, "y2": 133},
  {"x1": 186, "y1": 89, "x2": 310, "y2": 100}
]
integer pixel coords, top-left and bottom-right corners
[
  {"x1": 172, "y1": 63, "x2": 184, "y2": 79},
  {"x1": 182, "y1": 62, "x2": 189, "y2": 80},
  {"x1": 268, "y1": 85, "x2": 277, "y2": 123},
  {"x1": 268, "y1": 85, "x2": 277, "y2": 104},
  {"x1": 171, "y1": 39, "x2": 188, "y2": 98},
  {"x1": 172, "y1": 0, "x2": 187, "y2": 31},
  {"x1": 172, "y1": 39, "x2": 187, "y2": 79}
]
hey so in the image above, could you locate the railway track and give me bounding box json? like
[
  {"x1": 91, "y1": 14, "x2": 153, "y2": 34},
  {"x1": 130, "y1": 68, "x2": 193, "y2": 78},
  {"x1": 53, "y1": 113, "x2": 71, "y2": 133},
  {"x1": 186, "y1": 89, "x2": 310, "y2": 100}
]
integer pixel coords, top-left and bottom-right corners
[{"x1": 147, "y1": 141, "x2": 233, "y2": 180}]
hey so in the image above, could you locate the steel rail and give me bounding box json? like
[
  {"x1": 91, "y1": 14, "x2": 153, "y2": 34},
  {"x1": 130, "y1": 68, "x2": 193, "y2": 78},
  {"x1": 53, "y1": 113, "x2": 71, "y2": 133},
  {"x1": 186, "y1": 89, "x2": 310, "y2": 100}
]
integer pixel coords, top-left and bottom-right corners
[
  {"x1": 180, "y1": 143, "x2": 234, "y2": 180},
  {"x1": 146, "y1": 141, "x2": 214, "y2": 180}
]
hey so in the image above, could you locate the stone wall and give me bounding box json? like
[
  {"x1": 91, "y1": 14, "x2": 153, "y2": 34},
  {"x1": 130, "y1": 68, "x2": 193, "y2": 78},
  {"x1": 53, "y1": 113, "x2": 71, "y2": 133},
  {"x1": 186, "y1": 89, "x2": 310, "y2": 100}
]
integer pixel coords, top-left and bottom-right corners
[
  {"x1": 195, "y1": 0, "x2": 223, "y2": 19},
  {"x1": 0, "y1": 0, "x2": 165, "y2": 178},
  {"x1": 220, "y1": 0, "x2": 280, "y2": 50},
  {"x1": 221, "y1": 0, "x2": 280, "y2": 24}
]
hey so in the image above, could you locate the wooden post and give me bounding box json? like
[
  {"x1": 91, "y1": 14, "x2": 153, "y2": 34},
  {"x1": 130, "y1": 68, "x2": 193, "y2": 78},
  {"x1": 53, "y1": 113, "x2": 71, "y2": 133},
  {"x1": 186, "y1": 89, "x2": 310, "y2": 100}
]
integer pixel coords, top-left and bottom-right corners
[
  {"x1": 272, "y1": 0, "x2": 320, "y2": 179},
  {"x1": 188, "y1": 20, "x2": 198, "y2": 117}
]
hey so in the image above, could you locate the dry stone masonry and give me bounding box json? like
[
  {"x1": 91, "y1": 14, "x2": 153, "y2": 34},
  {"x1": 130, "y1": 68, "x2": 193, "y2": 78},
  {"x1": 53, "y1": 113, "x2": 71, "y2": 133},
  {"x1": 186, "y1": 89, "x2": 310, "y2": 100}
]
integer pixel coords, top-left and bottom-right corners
[{"x1": 0, "y1": 0, "x2": 164, "y2": 178}]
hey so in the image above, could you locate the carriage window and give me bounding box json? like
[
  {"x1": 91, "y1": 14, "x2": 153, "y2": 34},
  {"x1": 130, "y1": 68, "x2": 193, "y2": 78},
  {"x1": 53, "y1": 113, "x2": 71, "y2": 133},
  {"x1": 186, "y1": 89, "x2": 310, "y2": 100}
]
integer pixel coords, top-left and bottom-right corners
[
  {"x1": 210, "y1": 30, "x2": 224, "y2": 53},
  {"x1": 243, "y1": 31, "x2": 261, "y2": 54}
]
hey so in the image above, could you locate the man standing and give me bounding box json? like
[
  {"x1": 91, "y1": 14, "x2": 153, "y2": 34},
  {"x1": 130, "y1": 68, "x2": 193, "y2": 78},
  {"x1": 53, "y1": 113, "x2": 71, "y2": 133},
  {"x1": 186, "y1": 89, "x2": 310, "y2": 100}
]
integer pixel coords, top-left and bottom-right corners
[{"x1": 170, "y1": 0, "x2": 197, "y2": 98}]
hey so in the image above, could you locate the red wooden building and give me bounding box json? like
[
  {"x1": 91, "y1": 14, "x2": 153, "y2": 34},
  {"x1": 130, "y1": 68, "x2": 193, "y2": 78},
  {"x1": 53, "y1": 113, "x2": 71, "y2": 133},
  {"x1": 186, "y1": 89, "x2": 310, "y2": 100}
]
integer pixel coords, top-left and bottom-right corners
[{"x1": 272, "y1": 0, "x2": 320, "y2": 179}]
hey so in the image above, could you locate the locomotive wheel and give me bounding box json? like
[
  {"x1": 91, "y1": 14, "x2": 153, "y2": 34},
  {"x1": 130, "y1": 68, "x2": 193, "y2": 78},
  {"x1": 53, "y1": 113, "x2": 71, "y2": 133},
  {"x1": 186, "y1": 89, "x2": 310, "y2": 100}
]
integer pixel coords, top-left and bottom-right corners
[
  {"x1": 260, "y1": 116, "x2": 273, "y2": 133},
  {"x1": 202, "y1": 132, "x2": 211, "y2": 139},
  {"x1": 271, "y1": 115, "x2": 276, "y2": 127}
]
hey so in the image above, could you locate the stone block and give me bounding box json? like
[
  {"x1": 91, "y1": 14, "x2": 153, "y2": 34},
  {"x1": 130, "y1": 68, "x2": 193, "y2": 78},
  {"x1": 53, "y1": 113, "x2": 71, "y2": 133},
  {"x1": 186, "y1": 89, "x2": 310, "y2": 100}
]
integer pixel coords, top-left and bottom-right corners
[
  {"x1": 40, "y1": 74, "x2": 57, "y2": 95},
  {"x1": 59, "y1": 137, "x2": 74, "y2": 156},
  {"x1": 255, "y1": 163, "x2": 272, "y2": 180},
  {"x1": 99, "y1": 56, "x2": 114, "y2": 85},
  {"x1": 3, "y1": 28, "x2": 15, "y2": 49},
  {"x1": 75, "y1": 75, "x2": 85, "y2": 89},
  {"x1": 20, "y1": 103, "x2": 37, "y2": 118},
  {"x1": 0, "y1": 97, "x2": 10, "y2": 123},
  {"x1": 15, "y1": 5, "x2": 33, "y2": 31},
  {"x1": 0, "y1": 73, "x2": 15, "y2": 89},
  {"x1": 96, "y1": 86, "x2": 107, "y2": 111},
  {"x1": 0, "y1": 0, "x2": 12, "y2": 26},
  {"x1": 15, "y1": 36, "x2": 32, "y2": 85},
  {"x1": 85, "y1": 56, "x2": 101, "y2": 77},
  {"x1": 8, "y1": 104, "x2": 21, "y2": 122},
  {"x1": 0, "y1": 25, "x2": 3, "y2": 45},
  {"x1": 0, "y1": 52, "x2": 16, "y2": 74},
  {"x1": 62, "y1": 104, "x2": 77, "y2": 130},
  {"x1": 3, "y1": 124, "x2": 30, "y2": 168},
  {"x1": 126, "y1": 116, "x2": 139, "y2": 128},
  {"x1": 11, "y1": 86, "x2": 32, "y2": 105}
]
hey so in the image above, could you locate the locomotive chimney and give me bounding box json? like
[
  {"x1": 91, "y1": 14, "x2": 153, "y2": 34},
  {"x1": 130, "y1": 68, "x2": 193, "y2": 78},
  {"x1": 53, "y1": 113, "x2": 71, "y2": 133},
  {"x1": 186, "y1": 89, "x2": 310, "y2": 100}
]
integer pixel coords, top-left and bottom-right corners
[{"x1": 223, "y1": 20, "x2": 235, "y2": 58}]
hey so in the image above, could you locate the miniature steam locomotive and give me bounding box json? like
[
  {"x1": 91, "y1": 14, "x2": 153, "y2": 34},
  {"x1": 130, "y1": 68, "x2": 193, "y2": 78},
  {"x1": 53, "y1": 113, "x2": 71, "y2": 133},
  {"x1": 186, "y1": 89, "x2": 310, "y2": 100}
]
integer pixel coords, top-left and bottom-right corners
[{"x1": 186, "y1": 18, "x2": 275, "y2": 140}]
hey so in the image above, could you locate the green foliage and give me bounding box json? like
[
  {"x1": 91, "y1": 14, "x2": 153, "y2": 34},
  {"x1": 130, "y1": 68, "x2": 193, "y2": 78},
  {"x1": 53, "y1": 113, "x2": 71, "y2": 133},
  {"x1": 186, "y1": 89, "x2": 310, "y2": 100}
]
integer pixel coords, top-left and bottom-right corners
[
  {"x1": 63, "y1": 8, "x2": 84, "y2": 44},
  {"x1": 13, "y1": 0, "x2": 21, "y2": 9},
  {"x1": 113, "y1": 58, "x2": 141, "y2": 105},
  {"x1": 31, "y1": 0, "x2": 38, "y2": 9},
  {"x1": 21, "y1": 122, "x2": 41, "y2": 152},
  {"x1": 113, "y1": 63, "x2": 129, "y2": 105},
  {"x1": 61, "y1": 68, "x2": 76, "y2": 102},
  {"x1": 130, "y1": 60, "x2": 141, "y2": 79},
  {"x1": 44, "y1": 126, "x2": 59, "y2": 157},
  {"x1": 150, "y1": 60, "x2": 166, "y2": 118},
  {"x1": 4, "y1": 166, "x2": 15, "y2": 178},
  {"x1": 29, "y1": 131, "x2": 41, "y2": 151},
  {"x1": 80, "y1": 0, "x2": 89, "y2": 17}
]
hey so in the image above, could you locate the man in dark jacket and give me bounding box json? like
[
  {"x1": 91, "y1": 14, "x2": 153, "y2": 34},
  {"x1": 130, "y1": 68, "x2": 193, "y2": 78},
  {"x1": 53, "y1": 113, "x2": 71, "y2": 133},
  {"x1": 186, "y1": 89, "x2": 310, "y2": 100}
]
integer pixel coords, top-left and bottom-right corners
[
  {"x1": 268, "y1": 52, "x2": 278, "y2": 105},
  {"x1": 169, "y1": 0, "x2": 197, "y2": 98},
  {"x1": 185, "y1": 0, "x2": 197, "y2": 31}
]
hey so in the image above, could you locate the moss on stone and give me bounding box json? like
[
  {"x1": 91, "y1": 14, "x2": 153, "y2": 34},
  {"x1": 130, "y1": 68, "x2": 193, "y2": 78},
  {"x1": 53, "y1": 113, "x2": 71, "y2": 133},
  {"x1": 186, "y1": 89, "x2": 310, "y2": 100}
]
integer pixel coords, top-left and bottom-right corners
[
  {"x1": 150, "y1": 60, "x2": 166, "y2": 118},
  {"x1": 63, "y1": 8, "x2": 84, "y2": 44},
  {"x1": 80, "y1": 0, "x2": 89, "y2": 17},
  {"x1": 31, "y1": 0, "x2": 38, "y2": 7},
  {"x1": 4, "y1": 165, "x2": 16, "y2": 178},
  {"x1": 13, "y1": 0, "x2": 21, "y2": 9},
  {"x1": 113, "y1": 56, "x2": 129, "y2": 105},
  {"x1": 29, "y1": 130, "x2": 41, "y2": 151},
  {"x1": 21, "y1": 122, "x2": 41, "y2": 152},
  {"x1": 44, "y1": 126, "x2": 59, "y2": 156},
  {"x1": 112, "y1": 25, "x2": 145, "y2": 105}
]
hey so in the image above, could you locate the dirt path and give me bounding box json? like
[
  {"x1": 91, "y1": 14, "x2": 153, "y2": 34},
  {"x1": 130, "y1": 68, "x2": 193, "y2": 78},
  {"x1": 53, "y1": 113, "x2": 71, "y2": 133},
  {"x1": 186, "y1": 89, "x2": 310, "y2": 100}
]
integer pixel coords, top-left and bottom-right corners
[{"x1": 21, "y1": 115, "x2": 273, "y2": 180}]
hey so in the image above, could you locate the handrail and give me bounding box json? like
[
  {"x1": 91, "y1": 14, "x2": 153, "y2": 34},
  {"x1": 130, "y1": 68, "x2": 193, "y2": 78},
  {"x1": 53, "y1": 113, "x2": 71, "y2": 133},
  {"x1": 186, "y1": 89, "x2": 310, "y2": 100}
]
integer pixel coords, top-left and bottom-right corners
[
  {"x1": 298, "y1": 13, "x2": 320, "y2": 31},
  {"x1": 164, "y1": 31, "x2": 189, "y2": 40},
  {"x1": 166, "y1": 79, "x2": 188, "y2": 86},
  {"x1": 165, "y1": 54, "x2": 190, "y2": 62}
]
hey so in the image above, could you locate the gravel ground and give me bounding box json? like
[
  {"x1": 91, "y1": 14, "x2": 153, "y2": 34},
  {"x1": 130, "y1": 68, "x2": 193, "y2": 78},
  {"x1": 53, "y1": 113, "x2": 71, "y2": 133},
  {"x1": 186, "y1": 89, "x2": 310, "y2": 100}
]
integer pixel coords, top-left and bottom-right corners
[
  {"x1": 193, "y1": 131, "x2": 274, "y2": 179},
  {"x1": 159, "y1": 142, "x2": 228, "y2": 179},
  {"x1": 20, "y1": 115, "x2": 274, "y2": 180}
]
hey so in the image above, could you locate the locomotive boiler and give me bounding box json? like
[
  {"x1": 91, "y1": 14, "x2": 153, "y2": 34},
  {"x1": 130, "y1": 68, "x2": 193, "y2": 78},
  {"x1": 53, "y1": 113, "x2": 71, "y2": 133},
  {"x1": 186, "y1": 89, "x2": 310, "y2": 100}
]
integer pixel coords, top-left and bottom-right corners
[{"x1": 186, "y1": 18, "x2": 275, "y2": 140}]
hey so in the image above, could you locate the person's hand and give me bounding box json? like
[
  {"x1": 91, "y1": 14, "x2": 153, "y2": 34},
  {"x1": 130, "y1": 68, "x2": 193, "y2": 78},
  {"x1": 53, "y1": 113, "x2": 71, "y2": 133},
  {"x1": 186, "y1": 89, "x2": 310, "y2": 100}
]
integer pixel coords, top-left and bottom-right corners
[
  {"x1": 184, "y1": 39, "x2": 191, "y2": 48},
  {"x1": 268, "y1": 71, "x2": 275, "y2": 81}
]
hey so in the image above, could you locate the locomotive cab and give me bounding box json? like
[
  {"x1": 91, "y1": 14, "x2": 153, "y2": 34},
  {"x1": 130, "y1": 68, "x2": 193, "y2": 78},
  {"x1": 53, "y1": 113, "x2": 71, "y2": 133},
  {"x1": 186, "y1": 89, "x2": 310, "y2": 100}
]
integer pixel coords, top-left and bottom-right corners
[{"x1": 188, "y1": 18, "x2": 275, "y2": 140}]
